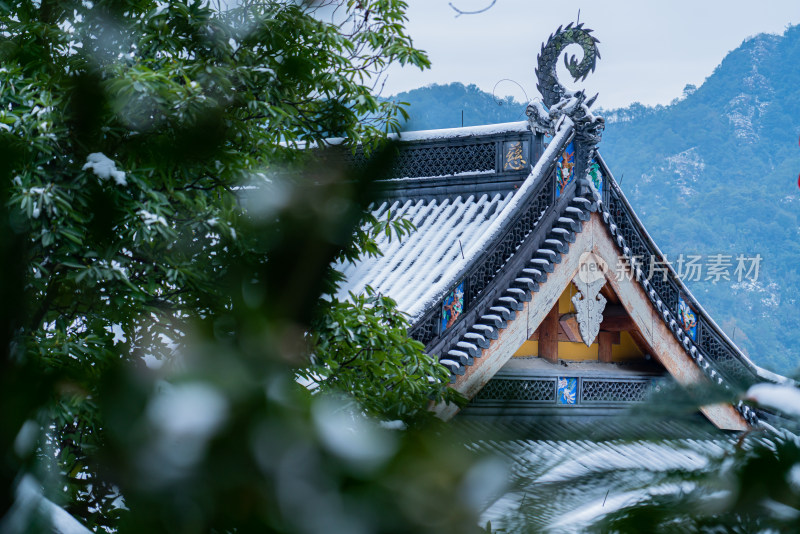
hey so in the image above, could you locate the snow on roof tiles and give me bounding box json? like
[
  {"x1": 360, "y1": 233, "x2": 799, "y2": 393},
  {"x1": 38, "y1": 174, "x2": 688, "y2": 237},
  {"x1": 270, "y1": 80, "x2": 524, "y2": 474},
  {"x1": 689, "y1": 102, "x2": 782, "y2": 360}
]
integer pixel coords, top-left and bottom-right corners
[
  {"x1": 337, "y1": 191, "x2": 514, "y2": 315},
  {"x1": 292, "y1": 121, "x2": 531, "y2": 149},
  {"x1": 336, "y1": 121, "x2": 573, "y2": 322},
  {"x1": 458, "y1": 419, "x2": 730, "y2": 532},
  {"x1": 393, "y1": 121, "x2": 530, "y2": 142}
]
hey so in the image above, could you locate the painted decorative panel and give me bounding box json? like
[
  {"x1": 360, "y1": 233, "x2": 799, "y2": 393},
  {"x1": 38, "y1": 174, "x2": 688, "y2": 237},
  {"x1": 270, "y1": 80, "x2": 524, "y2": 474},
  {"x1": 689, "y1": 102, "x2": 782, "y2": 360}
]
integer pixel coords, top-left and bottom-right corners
[
  {"x1": 471, "y1": 376, "x2": 658, "y2": 406},
  {"x1": 502, "y1": 140, "x2": 529, "y2": 172},
  {"x1": 542, "y1": 131, "x2": 553, "y2": 148},
  {"x1": 557, "y1": 377, "x2": 578, "y2": 405},
  {"x1": 677, "y1": 294, "x2": 698, "y2": 341},
  {"x1": 588, "y1": 159, "x2": 602, "y2": 192},
  {"x1": 441, "y1": 280, "x2": 465, "y2": 333},
  {"x1": 555, "y1": 141, "x2": 575, "y2": 198}
]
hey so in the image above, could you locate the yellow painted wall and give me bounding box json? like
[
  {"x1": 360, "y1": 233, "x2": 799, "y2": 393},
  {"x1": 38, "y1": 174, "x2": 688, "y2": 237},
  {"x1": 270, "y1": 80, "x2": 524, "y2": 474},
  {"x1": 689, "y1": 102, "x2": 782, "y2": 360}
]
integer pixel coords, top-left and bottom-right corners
[
  {"x1": 559, "y1": 285, "x2": 577, "y2": 314},
  {"x1": 614, "y1": 331, "x2": 645, "y2": 361},
  {"x1": 513, "y1": 285, "x2": 644, "y2": 362}
]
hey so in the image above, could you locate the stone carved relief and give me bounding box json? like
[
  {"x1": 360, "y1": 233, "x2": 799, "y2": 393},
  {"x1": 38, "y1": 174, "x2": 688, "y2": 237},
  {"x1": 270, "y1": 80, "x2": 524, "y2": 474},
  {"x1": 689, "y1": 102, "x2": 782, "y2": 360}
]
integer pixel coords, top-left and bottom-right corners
[{"x1": 571, "y1": 252, "x2": 608, "y2": 346}]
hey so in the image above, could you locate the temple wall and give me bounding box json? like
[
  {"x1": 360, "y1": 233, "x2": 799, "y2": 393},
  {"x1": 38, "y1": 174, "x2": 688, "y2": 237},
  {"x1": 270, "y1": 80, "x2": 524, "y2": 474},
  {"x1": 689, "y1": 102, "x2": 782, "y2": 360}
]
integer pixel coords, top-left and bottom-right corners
[{"x1": 512, "y1": 285, "x2": 645, "y2": 362}]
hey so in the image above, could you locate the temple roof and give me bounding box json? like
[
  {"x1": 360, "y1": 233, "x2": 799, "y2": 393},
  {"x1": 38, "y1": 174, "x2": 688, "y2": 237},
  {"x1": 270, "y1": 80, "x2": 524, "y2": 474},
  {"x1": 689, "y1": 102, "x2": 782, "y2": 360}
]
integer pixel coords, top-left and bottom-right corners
[
  {"x1": 460, "y1": 417, "x2": 731, "y2": 531},
  {"x1": 335, "y1": 23, "x2": 790, "y2": 431},
  {"x1": 324, "y1": 21, "x2": 797, "y2": 531},
  {"x1": 334, "y1": 115, "x2": 787, "y2": 430}
]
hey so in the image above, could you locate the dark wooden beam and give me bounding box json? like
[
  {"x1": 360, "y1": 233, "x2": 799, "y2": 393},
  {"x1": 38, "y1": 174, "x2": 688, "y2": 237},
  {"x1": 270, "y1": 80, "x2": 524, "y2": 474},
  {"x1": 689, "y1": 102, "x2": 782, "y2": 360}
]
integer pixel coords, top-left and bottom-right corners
[
  {"x1": 585, "y1": 304, "x2": 633, "y2": 331},
  {"x1": 559, "y1": 313, "x2": 582, "y2": 342},
  {"x1": 598, "y1": 331, "x2": 614, "y2": 363},
  {"x1": 600, "y1": 284, "x2": 620, "y2": 304},
  {"x1": 599, "y1": 315, "x2": 635, "y2": 332},
  {"x1": 604, "y1": 304, "x2": 626, "y2": 315},
  {"x1": 601, "y1": 331, "x2": 620, "y2": 344},
  {"x1": 540, "y1": 302, "x2": 559, "y2": 364},
  {"x1": 533, "y1": 322, "x2": 623, "y2": 344},
  {"x1": 530, "y1": 329, "x2": 619, "y2": 344},
  {"x1": 560, "y1": 312, "x2": 626, "y2": 340}
]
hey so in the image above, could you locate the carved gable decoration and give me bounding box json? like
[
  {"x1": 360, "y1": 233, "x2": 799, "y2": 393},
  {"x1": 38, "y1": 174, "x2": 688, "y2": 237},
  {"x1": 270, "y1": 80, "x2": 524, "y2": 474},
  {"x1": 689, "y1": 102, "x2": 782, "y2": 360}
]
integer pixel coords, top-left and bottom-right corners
[{"x1": 571, "y1": 252, "x2": 609, "y2": 346}]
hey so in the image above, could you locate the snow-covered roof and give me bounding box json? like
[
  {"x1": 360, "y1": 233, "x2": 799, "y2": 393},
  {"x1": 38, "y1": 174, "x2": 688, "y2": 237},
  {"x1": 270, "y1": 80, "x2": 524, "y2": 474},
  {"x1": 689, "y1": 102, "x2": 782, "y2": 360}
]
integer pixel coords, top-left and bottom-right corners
[
  {"x1": 460, "y1": 418, "x2": 730, "y2": 532},
  {"x1": 338, "y1": 192, "x2": 514, "y2": 318},
  {"x1": 290, "y1": 121, "x2": 531, "y2": 149},
  {"x1": 336, "y1": 121, "x2": 571, "y2": 322},
  {"x1": 393, "y1": 121, "x2": 530, "y2": 142}
]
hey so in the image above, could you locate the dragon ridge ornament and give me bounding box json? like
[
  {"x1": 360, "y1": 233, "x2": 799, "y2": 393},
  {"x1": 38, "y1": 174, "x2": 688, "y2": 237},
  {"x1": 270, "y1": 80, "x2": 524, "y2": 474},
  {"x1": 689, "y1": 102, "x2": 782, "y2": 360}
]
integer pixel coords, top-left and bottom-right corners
[{"x1": 527, "y1": 22, "x2": 605, "y2": 189}]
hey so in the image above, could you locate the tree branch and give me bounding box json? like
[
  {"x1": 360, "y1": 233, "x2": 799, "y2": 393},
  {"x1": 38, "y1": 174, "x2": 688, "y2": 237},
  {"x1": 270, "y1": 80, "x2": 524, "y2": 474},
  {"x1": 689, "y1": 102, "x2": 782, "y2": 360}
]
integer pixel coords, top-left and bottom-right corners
[{"x1": 449, "y1": 0, "x2": 497, "y2": 17}]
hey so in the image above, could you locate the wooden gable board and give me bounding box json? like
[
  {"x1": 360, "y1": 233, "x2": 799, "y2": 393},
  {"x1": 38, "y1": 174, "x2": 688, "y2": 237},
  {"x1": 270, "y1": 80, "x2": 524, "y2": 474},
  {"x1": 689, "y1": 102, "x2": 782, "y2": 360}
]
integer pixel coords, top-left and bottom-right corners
[{"x1": 436, "y1": 212, "x2": 748, "y2": 431}]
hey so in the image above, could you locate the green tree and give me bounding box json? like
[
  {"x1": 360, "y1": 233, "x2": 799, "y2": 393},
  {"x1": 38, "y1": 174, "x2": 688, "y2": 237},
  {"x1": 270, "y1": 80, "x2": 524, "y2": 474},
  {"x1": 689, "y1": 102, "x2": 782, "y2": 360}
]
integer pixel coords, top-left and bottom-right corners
[{"x1": 0, "y1": 1, "x2": 468, "y2": 532}]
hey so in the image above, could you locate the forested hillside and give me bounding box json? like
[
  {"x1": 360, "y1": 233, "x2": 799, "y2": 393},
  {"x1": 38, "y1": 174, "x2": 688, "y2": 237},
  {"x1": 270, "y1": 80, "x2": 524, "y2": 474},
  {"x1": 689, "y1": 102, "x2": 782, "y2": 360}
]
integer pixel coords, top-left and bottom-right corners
[
  {"x1": 391, "y1": 25, "x2": 800, "y2": 374},
  {"x1": 391, "y1": 82, "x2": 525, "y2": 131}
]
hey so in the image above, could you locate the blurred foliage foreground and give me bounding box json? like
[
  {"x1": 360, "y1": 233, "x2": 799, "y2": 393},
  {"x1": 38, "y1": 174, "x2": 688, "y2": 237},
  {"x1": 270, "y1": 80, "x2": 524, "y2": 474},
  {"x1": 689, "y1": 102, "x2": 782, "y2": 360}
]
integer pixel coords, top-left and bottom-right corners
[{"x1": 0, "y1": 1, "x2": 479, "y2": 532}]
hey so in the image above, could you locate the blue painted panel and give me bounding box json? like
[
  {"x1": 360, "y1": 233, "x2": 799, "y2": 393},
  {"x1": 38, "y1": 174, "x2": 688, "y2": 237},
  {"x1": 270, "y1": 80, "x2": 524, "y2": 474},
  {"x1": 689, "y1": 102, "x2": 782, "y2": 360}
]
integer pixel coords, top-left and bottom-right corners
[
  {"x1": 555, "y1": 141, "x2": 575, "y2": 198},
  {"x1": 441, "y1": 280, "x2": 465, "y2": 333},
  {"x1": 557, "y1": 377, "x2": 578, "y2": 405},
  {"x1": 678, "y1": 295, "x2": 698, "y2": 341}
]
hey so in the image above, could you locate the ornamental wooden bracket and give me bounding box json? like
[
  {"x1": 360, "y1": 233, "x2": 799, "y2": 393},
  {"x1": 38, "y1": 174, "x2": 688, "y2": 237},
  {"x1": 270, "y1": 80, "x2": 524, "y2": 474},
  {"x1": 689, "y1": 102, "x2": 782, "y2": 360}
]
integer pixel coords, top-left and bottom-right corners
[{"x1": 571, "y1": 252, "x2": 608, "y2": 346}]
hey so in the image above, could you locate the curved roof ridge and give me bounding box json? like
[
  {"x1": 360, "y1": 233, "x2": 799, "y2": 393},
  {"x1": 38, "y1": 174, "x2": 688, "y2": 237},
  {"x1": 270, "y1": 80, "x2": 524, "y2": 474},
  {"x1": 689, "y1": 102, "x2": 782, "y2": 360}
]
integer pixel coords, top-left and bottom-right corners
[
  {"x1": 335, "y1": 120, "x2": 574, "y2": 325},
  {"x1": 394, "y1": 121, "x2": 529, "y2": 143},
  {"x1": 403, "y1": 120, "x2": 574, "y2": 320}
]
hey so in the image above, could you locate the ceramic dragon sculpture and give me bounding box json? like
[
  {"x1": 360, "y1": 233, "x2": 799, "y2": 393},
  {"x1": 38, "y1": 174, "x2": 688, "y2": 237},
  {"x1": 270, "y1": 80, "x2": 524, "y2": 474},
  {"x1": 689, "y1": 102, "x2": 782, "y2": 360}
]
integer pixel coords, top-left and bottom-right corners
[{"x1": 526, "y1": 22, "x2": 605, "y2": 188}]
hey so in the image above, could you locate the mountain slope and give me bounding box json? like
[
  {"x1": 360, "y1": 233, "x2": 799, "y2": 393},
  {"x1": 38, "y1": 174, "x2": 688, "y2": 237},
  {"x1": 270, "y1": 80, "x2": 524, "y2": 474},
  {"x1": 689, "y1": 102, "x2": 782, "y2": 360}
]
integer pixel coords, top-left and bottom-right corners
[
  {"x1": 389, "y1": 25, "x2": 800, "y2": 374},
  {"x1": 600, "y1": 25, "x2": 800, "y2": 374},
  {"x1": 391, "y1": 82, "x2": 525, "y2": 131}
]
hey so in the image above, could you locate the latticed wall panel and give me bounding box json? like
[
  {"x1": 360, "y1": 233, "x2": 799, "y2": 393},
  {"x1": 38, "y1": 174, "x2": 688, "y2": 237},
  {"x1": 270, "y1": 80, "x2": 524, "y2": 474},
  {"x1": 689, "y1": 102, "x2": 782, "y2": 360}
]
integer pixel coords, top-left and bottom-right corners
[
  {"x1": 346, "y1": 142, "x2": 496, "y2": 179},
  {"x1": 580, "y1": 379, "x2": 650, "y2": 403},
  {"x1": 412, "y1": 313, "x2": 440, "y2": 347},
  {"x1": 474, "y1": 377, "x2": 655, "y2": 405},
  {"x1": 393, "y1": 143, "x2": 496, "y2": 178},
  {"x1": 475, "y1": 379, "x2": 556, "y2": 402}
]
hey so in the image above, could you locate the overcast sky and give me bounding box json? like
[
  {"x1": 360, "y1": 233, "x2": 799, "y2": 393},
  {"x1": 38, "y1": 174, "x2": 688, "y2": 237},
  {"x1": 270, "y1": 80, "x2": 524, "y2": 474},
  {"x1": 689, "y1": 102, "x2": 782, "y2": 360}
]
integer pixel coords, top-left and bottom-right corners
[{"x1": 380, "y1": 0, "x2": 800, "y2": 110}]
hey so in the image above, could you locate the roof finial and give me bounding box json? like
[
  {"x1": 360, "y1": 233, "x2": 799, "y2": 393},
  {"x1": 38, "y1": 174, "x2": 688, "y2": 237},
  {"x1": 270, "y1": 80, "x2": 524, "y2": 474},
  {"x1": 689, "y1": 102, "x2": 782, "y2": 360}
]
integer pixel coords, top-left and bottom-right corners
[{"x1": 533, "y1": 23, "x2": 605, "y2": 195}]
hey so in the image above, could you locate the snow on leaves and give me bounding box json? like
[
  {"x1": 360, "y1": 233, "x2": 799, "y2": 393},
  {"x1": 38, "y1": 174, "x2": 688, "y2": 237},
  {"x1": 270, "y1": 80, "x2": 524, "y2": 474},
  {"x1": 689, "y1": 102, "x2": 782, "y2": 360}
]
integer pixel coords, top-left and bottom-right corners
[{"x1": 83, "y1": 152, "x2": 127, "y2": 186}]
